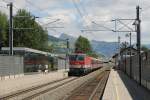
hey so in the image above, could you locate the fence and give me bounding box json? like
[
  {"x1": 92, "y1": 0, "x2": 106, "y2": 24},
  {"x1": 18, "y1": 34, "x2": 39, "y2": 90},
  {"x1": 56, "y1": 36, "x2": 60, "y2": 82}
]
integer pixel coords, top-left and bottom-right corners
[
  {"x1": 0, "y1": 56, "x2": 24, "y2": 80},
  {"x1": 57, "y1": 58, "x2": 69, "y2": 70},
  {"x1": 119, "y1": 51, "x2": 150, "y2": 90}
]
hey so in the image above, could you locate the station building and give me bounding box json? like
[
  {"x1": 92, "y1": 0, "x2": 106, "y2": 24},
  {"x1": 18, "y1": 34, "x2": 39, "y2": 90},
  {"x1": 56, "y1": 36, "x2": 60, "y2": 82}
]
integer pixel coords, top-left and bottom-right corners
[{"x1": 0, "y1": 47, "x2": 68, "y2": 75}]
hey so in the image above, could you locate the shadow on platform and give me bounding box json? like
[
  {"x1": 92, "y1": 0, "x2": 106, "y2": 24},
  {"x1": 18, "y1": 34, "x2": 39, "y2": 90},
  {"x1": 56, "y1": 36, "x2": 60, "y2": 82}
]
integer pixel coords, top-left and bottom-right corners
[{"x1": 116, "y1": 69, "x2": 150, "y2": 100}]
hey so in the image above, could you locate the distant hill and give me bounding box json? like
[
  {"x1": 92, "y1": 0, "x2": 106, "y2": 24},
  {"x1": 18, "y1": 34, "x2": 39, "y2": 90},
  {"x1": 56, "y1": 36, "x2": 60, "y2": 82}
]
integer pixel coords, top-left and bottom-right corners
[
  {"x1": 48, "y1": 34, "x2": 150, "y2": 57},
  {"x1": 91, "y1": 40, "x2": 118, "y2": 58},
  {"x1": 57, "y1": 33, "x2": 118, "y2": 57},
  {"x1": 48, "y1": 35, "x2": 67, "y2": 53},
  {"x1": 59, "y1": 33, "x2": 76, "y2": 49},
  {"x1": 59, "y1": 33, "x2": 76, "y2": 41},
  {"x1": 48, "y1": 35, "x2": 62, "y2": 42},
  {"x1": 144, "y1": 44, "x2": 150, "y2": 49},
  {"x1": 48, "y1": 35, "x2": 65, "y2": 46}
]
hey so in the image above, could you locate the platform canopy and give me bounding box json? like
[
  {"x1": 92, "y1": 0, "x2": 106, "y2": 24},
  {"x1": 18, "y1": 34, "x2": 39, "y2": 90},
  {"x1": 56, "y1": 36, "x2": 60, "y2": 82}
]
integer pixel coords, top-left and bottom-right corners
[{"x1": 1, "y1": 47, "x2": 58, "y2": 57}]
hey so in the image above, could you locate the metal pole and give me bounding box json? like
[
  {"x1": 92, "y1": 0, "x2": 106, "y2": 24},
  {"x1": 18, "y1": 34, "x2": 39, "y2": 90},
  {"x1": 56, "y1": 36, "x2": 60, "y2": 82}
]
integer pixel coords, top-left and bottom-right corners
[
  {"x1": 129, "y1": 32, "x2": 132, "y2": 78},
  {"x1": 136, "y1": 6, "x2": 141, "y2": 85},
  {"x1": 118, "y1": 36, "x2": 120, "y2": 69},
  {"x1": 8, "y1": 2, "x2": 13, "y2": 56},
  {"x1": 65, "y1": 39, "x2": 69, "y2": 71},
  {"x1": 115, "y1": 19, "x2": 119, "y2": 69},
  {"x1": 125, "y1": 42, "x2": 127, "y2": 73}
]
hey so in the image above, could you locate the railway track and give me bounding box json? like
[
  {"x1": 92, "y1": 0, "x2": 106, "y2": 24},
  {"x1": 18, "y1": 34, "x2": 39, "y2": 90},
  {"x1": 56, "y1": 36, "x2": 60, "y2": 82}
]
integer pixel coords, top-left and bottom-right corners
[
  {"x1": 63, "y1": 70, "x2": 110, "y2": 100},
  {"x1": 0, "y1": 77, "x2": 78, "y2": 100},
  {"x1": 0, "y1": 67, "x2": 110, "y2": 100}
]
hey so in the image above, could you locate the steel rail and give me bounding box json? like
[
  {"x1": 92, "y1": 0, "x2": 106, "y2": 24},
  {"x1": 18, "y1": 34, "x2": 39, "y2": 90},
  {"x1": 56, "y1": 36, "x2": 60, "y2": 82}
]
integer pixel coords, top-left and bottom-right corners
[{"x1": 0, "y1": 77, "x2": 76, "y2": 100}]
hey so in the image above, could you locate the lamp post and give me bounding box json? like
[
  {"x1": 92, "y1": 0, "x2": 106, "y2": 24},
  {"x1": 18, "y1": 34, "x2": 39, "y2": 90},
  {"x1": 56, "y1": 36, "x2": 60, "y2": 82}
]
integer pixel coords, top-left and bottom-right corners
[
  {"x1": 7, "y1": 2, "x2": 13, "y2": 55},
  {"x1": 132, "y1": 6, "x2": 142, "y2": 85},
  {"x1": 118, "y1": 36, "x2": 121, "y2": 69},
  {"x1": 41, "y1": 19, "x2": 60, "y2": 26},
  {"x1": 7, "y1": 2, "x2": 40, "y2": 56},
  {"x1": 126, "y1": 32, "x2": 132, "y2": 77},
  {"x1": 65, "y1": 38, "x2": 69, "y2": 71},
  {"x1": 124, "y1": 41, "x2": 127, "y2": 74}
]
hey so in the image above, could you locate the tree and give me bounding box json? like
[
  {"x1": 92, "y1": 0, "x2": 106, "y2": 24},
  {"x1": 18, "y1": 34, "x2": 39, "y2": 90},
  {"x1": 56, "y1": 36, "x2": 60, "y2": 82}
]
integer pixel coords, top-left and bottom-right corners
[
  {"x1": 0, "y1": 10, "x2": 49, "y2": 52},
  {"x1": 13, "y1": 9, "x2": 48, "y2": 51},
  {"x1": 74, "y1": 36, "x2": 102, "y2": 58},
  {"x1": 45, "y1": 45, "x2": 54, "y2": 52},
  {"x1": 0, "y1": 12, "x2": 8, "y2": 46},
  {"x1": 88, "y1": 51, "x2": 99, "y2": 58},
  {"x1": 141, "y1": 46, "x2": 149, "y2": 52},
  {"x1": 75, "y1": 35, "x2": 92, "y2": 54},
  {"x1": 120, "y1": 41, "x2": 129, "y2": 51}
]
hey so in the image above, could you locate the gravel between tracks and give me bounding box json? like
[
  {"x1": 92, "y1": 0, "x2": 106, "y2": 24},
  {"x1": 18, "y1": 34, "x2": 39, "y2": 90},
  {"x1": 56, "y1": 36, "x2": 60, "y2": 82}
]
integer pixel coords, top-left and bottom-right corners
[
  {"x1": 0, "y1": 77, "x2": 74, "y2": 100},
  {"x1": 32, "y1": 67, "x2": 110, "y2": 100}
]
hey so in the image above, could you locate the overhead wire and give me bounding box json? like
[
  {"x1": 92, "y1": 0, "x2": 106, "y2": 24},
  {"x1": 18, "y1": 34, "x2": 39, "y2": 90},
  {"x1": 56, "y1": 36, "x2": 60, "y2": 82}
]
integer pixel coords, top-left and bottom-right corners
[
  {"x1": 80, "y1": 3, "x2": 115, "y2": 44},
  {"x1": 0, "y1": 0, "x2": 65, "y2": 38},
  {"x1": 139, "y1": 0, "x2": 148, "y2": 14},
  {"x1": 25, "y1": 0, "x2": 64, "y2": 29},
  {"x1": 13, "y1": 4, "x2": 19, "y2": 10},
  {"x1": 0, "y1": 5, "x2": 8, "y2": 9},
  {"x1": 2, "y1": 0, "x2": 8, "y2": 3},
  {"x1": 79, "y1": 2, "x2": 114, "y2": 50},
  {"x1": 79, "y1": 1, "x2": 108, "y2": 29},
  {"x1": 72, "y1": 0, "x2": 84, "y2": 19},
  {"x1": 25, "y1": 0, "x2": 44, "y2": 11},
  {"x1": 72, "y1": 0, "x2": 97, "y2": 38},
  {"x1": 141, "y1": 5, "x2": 150, "y2": 13},
  {"x1": 0, "y1": 0, "x2": 8, "y2": 8},
  {"x1": 2, "y1": 0, "x2": 61, "y2": 30},
  {"x1": 117, "y1": 20, "x2": 135, "y2": 32},
  {"x1": 1, "y1": 0, "x2": 20, "y2": 10}
]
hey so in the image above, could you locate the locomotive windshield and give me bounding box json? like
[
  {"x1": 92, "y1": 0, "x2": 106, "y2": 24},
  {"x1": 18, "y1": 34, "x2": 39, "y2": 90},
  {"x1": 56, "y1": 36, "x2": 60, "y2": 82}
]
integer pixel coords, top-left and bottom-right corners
[{"x1": 69, "y1": 55, "x2": 84, "y2": 61}]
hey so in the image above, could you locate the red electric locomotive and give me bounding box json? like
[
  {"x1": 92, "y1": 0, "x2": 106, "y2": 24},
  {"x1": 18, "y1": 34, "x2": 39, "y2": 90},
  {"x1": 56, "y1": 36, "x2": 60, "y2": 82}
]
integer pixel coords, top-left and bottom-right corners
[{"x1": 68, "y1": 53, "x2": 103, "y2": 76}]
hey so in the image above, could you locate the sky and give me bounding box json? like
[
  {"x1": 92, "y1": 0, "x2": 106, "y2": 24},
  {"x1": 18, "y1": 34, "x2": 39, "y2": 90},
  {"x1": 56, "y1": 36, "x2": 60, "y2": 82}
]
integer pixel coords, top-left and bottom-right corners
[{"x1": 0, "y1": 0, "x2": 150, "y2": 44}]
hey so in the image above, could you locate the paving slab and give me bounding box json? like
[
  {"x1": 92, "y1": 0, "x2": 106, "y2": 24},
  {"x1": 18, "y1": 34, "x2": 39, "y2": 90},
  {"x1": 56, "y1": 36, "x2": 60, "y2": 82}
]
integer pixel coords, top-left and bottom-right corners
[
  {"x1": 0, "y1": 70, "x2": 68, "y2": 97},
  {"x1": 102, "y1": 69, "x2": 150, "y2": 100}
]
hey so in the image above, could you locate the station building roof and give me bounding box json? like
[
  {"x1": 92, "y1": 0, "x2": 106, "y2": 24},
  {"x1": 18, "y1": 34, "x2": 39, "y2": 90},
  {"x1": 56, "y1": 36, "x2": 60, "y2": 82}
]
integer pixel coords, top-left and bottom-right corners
[{"x1": 1, "y1": 47, "x2": 57, "y2": 57}]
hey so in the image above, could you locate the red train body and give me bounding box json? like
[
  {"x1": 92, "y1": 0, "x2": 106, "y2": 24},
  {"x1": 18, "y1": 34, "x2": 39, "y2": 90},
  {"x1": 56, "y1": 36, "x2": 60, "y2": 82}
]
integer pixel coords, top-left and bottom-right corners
[{"x1": 69, "y1": 53, "x2": 103, "y2": 76}]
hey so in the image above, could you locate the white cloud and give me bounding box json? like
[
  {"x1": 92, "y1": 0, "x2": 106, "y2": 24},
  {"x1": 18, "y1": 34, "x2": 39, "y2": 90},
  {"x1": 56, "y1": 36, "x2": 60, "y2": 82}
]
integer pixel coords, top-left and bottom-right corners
[{"x1": 1, "y1": 0, "x2": 150, "y2": 44}]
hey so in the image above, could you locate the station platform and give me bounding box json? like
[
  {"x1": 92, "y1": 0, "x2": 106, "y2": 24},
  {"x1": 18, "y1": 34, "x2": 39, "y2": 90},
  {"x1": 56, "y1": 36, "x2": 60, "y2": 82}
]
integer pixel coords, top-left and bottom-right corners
[
  {"x1": 0, "y1": 70, "x2": 68, "y2": 97},
  {"x1": 102, "y1": 69, "x2": 150, "y2": 100}
]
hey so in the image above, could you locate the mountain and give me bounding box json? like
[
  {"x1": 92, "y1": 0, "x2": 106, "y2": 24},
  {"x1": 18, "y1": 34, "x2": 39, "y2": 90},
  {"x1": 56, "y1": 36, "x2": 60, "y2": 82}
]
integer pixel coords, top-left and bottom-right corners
[
  {"x1": 59, "y1": 33, "x2": 76, "y2": 49},
  {"x1": 48, "y1": 35, "x2": 62, "y2": 42},
  {"x1": 48, "y1": 35, "x2": 67, "y2": 53},
  {"x1": 48, "y1": 35, "x2": 66, "y2": 47},
  {"x1": 144, "y1": 44, "x2": 150, "y2": 49},
  {"x1": 91, "y1": 40, "x2": 118, "y2": 58},
  {"x1": 48, "y1": 34, "x2": 150, "y2": 57},
  {"x1": 58, "y1": 33, "x2": 118, "y2": 57},
  {"x1": 59, "y1": 33, "x2": 76, "y2": 41}
]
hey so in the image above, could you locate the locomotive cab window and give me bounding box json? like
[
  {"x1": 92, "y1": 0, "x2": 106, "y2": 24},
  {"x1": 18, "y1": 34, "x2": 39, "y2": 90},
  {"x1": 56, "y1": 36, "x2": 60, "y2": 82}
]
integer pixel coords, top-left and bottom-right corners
[
  {"x1": 77, "y1": 55, "x2": 84, "y2": 61},
  {"x1": 69, "y1": 55, "x2": 84, "y2": 61}
]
